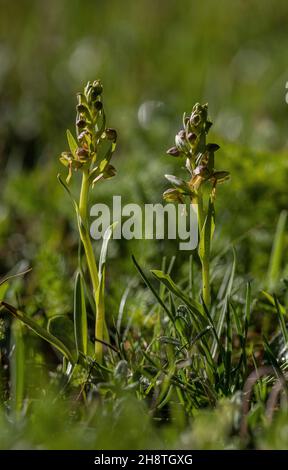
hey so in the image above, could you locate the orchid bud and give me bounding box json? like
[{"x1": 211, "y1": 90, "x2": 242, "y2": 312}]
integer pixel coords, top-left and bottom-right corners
[
  {"x1": 167, "y1": 146, "x2": 181, "y2": 157},
  {"x1": 163, "y1": 188, "x2": 184, "y2": 204},
  {"x1": 175, "y1": 130, "x2": 187, "y2": 150},
  {"x1": 76, "y1": 147, "x2": 89, "y2": 159},
  {"x1": 60, "y1": 80, "x2": 117, "y2": 186},
  {"x1": 103, "y1": 164, "x2": 116, "y2": 178},
  {"x1": 91, "y1": 80, "x2": 103, "y2": 100},
  {"x1": 105, "y1": 128, "x2": 117, "y2": 142},
  {"x1": 206, "y1": 143, "x2": 220, "y2": 152},
  {"x1": 190, "y1": 113, "x2": 201, "y2": 126},
  {"x1": 76, "y1": 104, "x2": 89, "y2": 114},
  {"x1": 183, "y1": 116, "x2": 190, "y2": 126},
  {"x1": 78, "y1": 129, "x2": 91, "y2": 142},
  {"x1": 187, "y1": 132, "x2": 197, "y2": 143},
  {"x1": 76, "y1": 119, "x2": 87, "y2": 129},
  {"x1": 94, "y1": 101, "x2": 103, "y2": 111}
]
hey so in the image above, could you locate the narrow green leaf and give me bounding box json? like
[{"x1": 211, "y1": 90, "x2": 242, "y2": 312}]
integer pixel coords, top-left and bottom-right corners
[
  {"x1": 199, "y1": 198, "x2": 215, "y2": 261},
  {"x1": 132, "y1": 256, "x2": 174, "y2": 322},
  {"x1": 74, "y1": 271, "x2": 88, "y2": 356},
  {"x1": 267, "y1": 210, "x2": 287, "y2": 290},
  {"x1": 231, "y1": 302, "x2": 242, "y2": 336},
  {"x1": 99, "y1": 223, "x2": 117, "y2": 275},
  {"x1": 1, "y1": 301, "x2": 75, "y2": 364},
  {"x1": 0, "y1": 267, "x2": 32, "y2": 289},
  {"x1": 95, "y1": 266, "x2": 106, "y2": 362},
  {"x1": 274, "y1": 294, "x2": 288, "y2": 346},
  {"x1": 151, "y1": 269, "x2": 204, "y2": 316},
  {"x1": 97, "y1": 140, "x2": 115, "y2": 170},
  {"x1": 189, "y1": 254, "x2": 195, "y2": 299},
  {"x1": 57, "y1": 174, "x2": 84, "y2": 236},
  {"x1": 66, "y1": 129, "x2": 78, "y2": 156},
  {"x1": 245, "y1": 281, "x2": 252, "y2": 324},
  {"x1": 57, "y1": 174, "x2": 78, "y2": 211},
  {"x1": 157, "y1": 385, "x2": 174, "y2": 410},
  {"x1": 263, "y1": 336, "x2": 287, "y2": 386},
  {"x1": 202, "y1": 298, "x2": 225, "y2": 362},
  {"x1": 211, "y1": 249, "x2": 236, "y2": 358},
  {"x1": 262, "y1": 290, "x2": 286, "y2": 316},
  {"x1": 164, "y1": 174, "x2": 191, "y2": 193},
  {"x1": 179, "y1": 325, "x2": 212, "y2": 353},
  {"x1": 190, "y1": 325, "x2": 212, "y2": 349},
  {"x1": 0, "y1": 283, "x2": 9, "y2": 302},
  {"x1": 47, "y1": 315, "x2": 76, "y2": 354},
  {"x1": 94, "y1": 223, "x2": 117, "y2": 361},
  {"x1": 169, "y1": 293, "x2": 177, "y2": 322},
  {"x1": 225, "y1": 302, "x2": 232, "y2": 392},
  {"x1": 10, "y1": 320, "x2": 24, "y2": 415}
]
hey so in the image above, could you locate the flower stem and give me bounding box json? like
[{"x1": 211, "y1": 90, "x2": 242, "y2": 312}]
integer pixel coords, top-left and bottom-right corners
[
  {"x1": 201, "y1": 257, "x2": 211, "y2": 307},
  {"x1": 196, "y1": 190, "x2": 211, "y2": 307},
  {"x1": 79, "y1": 171, "x2": 99, "y2": 294},
  {"x1": 197, "y1": 189, "x2": 205, "y2": 232},
  {"x1": 79, "y1": 171, "x2": 101, "y2": 358}
]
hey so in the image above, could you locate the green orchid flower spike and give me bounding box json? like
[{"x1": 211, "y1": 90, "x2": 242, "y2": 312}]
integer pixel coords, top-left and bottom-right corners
[
  {"x1": 59, "y1": 80, "x2": 117, "y2": 363},
  {"x1": 164, "y1": 103, "x2": 230, "y2": 306},
  {"x1": 60, "y1": 80, "x2": 117, "y2": 185}
]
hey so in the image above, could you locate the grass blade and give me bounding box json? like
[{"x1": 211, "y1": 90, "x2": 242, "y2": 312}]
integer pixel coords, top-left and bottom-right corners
[
  {"x1": 211, "y1": 249, "x2": 236, "y2": 358},
  {"x1": 0, "y1": 267, "x2": 32, "y2": 289},
  {"x1": 267, "y1": 210, "x2": 287, "y2": 290},
  {"x1": 245, "y1": 281, "x2": 252, "y2": 325},
  {"x1": 74, "y1": 271, "x2": 88, "y2": 356},
  {"x1": 273, "y1": 294, "x2": 288, "y2": 345},
  {"x1": 132, "y1": 256, "x2": 174, "y2": 322},
  {"x1": 151, "y1": 270, "x2": 203, "y2": 316},
  {"x1": 10, "y1": 320, "x2": 24, "y2": 416},
  {"x1": 95, "y1": 223, "x2": 116, "y2": 361},
  {"x1": 261, "y1": 290, "x2": 286, "y2": 316},
  {"x1": 1, "y1": 301, "x2": 75, "y2": 364},
  {"x1": 95, "y1": 266, "x2": 106, "y2": 362},
  {"x1": 57, "y1": 174, "x2": 79, "y2": 214},
  {"x1": 99, "y1": 223, "x2": 117, "y2": 274},
  {"x1": 47, "y1": 315, "x2": 76, "y2": 355}
]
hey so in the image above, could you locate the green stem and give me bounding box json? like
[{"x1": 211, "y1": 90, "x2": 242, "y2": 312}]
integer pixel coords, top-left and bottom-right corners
[
  {"x1": 95, "y1": 283, "x2": 104, "y2": 364},
  {"x1": 196, "y1": 191, "x2": 211, "y2": 307},
  {"x1": 79, "y1": 171, "x2": 99, "y2": 295},
  {"x1": 197, "y1": 189, "x2": 205, "y2": 232},
  {"x1": 11, "y1": 319, "x2": 24, "y2": 418},
  {"x1": 79, "y1": 171, "x2": 102, "y2": 358},
  {"x1": 201, "y1": 257, "x2": 211, "y2": 307}
]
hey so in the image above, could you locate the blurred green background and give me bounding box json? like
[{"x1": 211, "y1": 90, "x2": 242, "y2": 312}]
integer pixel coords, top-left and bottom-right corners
[{"x1": 0, "y1": 0, "x2": 288, "y2": 308}]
